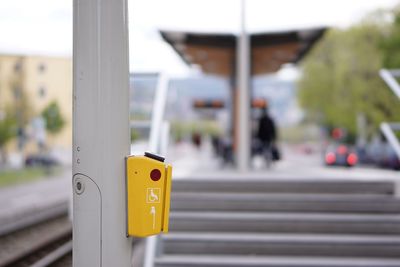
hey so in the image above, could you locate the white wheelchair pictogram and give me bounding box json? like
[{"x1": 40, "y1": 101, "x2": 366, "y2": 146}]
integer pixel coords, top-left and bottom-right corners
[{"x1": 147, "y1": 188, "x2": 161, "y2": 203}]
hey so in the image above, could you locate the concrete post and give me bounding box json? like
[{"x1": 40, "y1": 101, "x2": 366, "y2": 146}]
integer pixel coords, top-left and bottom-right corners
[
  {"x1": 73, "y1": 0, "x2": 132, "y2": 266},
  {"x1": 237, "y1": 0, "x2": 251, "y2": 171}
]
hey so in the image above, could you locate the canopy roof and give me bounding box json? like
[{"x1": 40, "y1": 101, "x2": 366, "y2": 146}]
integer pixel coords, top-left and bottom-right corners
[{"x1": 160, "y1": 28, "x2": 326, "y2": 76}]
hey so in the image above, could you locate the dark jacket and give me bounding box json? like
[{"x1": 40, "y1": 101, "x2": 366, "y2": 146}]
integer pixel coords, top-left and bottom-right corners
[{"x1": 257, "y1": 115, "x2": 276, "y2": 143}]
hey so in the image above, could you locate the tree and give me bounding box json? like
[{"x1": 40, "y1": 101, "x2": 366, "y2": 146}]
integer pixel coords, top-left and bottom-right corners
[
  {"x1": 9, "y1": 80, "x2": 33, "y2": 128},
  {"x1": 381, "y1": 8, "x2": 400, "y2": 68},
  {"x1": 0, "y1": 109, "x2": 17, "y2": 164},
  {"x1": 41, "y1": 101, "x2": 65, "y2": 135},
  {"x1": 298, "y1": 18, "x2": 400, "y2": 140}
]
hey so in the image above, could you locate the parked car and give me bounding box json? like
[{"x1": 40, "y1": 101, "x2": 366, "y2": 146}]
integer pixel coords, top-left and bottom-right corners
[
  {"x1": 324, "y1": 144, "x2": 358, "y2": 167},
  {"x1": 358, "y1": 134, "x2": 400, "y2": 170},
  {"x1": 365, "y1": 141, "x2": 400, "y2": 170},
  {"x1": 25, "y1": 154, "x2": 59, "y2": 168}
]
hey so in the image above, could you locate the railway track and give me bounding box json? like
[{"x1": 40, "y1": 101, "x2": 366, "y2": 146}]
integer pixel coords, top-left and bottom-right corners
[
  {"x1": 0, "y1": 215, "x2": 72, "y2": 267},
  {"x1": 0, "y1": 174, "x2": 71, "y2": 267}
]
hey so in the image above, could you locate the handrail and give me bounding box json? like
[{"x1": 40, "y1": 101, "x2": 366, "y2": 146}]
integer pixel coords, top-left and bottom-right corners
[
  {"x1": 143, "y1": 123, "x2": 170, "y2": 267},
  {"x1": 149, "y1": 74, "x2": 170, "y2": 154},
  {"x1": 379, "y1": 69, "x2": 400, "y2": 100},
  {"x1": 379, "y1": 69, "x2": 400, "y2": 160},
  {"x1": 143, "y1": 73, "x2": 170, "y2": 267},
  {"x1": 380, "y1": 123, "x2": 400, "y2": 160}
]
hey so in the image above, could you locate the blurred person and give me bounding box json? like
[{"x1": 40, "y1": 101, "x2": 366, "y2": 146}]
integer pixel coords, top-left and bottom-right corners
[
  {"x1": 191, "y1": 131, "x2": 202, "y2": 149},
  {"x1": 211, "y1": 133, "x2": 221, "y2": 157},
  {"x1": 221, "y1": 135, "x2": 234, "y2": 166},
  {"x1": 257, "y1": 107, "x2": 279, "y2": 164},
  {"x1": 31, "y1": 116, "x2": 47, "y2": 153},
  {"x1": 17, "y1": 127, "x2": 26, "y2": 151}
]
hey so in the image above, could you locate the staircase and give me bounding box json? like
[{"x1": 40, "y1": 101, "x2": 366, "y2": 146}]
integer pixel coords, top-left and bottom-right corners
[{"x1": 153, "y1": 178, "x2": 400, "y2": 267}]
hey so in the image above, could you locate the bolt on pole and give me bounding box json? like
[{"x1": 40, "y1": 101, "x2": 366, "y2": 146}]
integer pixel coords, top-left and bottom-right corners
[{"x1": 73, "y1": 0, "x2": 132, "y2": 266}]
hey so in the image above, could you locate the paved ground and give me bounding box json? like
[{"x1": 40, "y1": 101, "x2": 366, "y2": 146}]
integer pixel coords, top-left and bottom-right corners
[
  {"x1": 169, "y1": 140, "x2": 400, "y2": 185},
  {"x1": 0, "y1": 169, "x2": 71, "y2": 223},
  {"x1": 1, "y1": 140, "x2": 399, "y2": 221}
]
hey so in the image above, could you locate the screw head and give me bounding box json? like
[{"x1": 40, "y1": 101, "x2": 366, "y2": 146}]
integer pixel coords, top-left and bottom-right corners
[{"x1": 74, "y1": 178, "x2": 85, "y2": 195}]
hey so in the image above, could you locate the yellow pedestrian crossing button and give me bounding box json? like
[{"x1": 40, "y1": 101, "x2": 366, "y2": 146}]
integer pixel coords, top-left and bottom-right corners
[{"x1": 126, "y1": 152, "x2": 172, "y2": 237}]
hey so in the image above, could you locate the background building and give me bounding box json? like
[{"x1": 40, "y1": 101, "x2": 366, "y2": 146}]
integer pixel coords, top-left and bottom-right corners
[{"x1": 0, "y1": 54, "x2": 72, "y2": 153}]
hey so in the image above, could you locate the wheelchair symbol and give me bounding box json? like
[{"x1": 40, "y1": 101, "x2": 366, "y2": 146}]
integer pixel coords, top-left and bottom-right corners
[{"x1": 147, "y1": 188, "x2": 160, "y2": 203}]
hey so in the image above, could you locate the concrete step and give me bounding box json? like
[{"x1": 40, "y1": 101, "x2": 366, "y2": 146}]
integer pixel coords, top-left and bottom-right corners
[
  {"x1": 155, "y1": 255, "x2": 400, "y2": 267},
  {"x1": 169, "y1": 212, "x2": 400, "y2": 235},
  {"x1": 171, "y1": 193, "x2": 400, "y2": 213},
  {"x1": 162, "y1": 233, "x2": 400, "y2": 258},
  {"x1": 172, "y1": 179, "x2": 395, "y2": 195}
]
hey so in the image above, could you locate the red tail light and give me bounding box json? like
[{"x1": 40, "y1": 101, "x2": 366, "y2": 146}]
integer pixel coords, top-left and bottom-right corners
[
  {"x1": 325, "y1": 152, "x2": 336, "y2": 165},
  {"x1": 347, "y1": 153, "x2": 358, "y2": 166}
]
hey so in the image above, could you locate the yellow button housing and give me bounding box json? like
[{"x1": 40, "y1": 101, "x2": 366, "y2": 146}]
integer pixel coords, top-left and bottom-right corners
[{"x1": 126, "y1": 154, "x2": 172, "y2": 237}]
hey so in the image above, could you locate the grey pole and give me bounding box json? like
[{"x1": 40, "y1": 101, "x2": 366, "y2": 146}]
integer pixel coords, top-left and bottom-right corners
[
  {"x1": 73, "y1": 0, "x2": 132, "y2": 266},
  {"x1": 237, "y1": 0, "x2": 251, "y2": 171}
]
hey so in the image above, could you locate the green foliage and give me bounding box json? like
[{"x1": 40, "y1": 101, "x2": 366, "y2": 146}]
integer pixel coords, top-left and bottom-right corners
[
  {"x1": 381, "y1": 9, "x2": 400, "y2": 68},
  {"x1": 41, "y1": 101, "x2": 65, "y2": 135},
  {"x1": 9, "y1": 80, "x2": 33, "y2": 127},
  {"x1": 298, "y1": 19, "x2": 400, "y2": 139},
  {"x1": 171, "y1": 120, "x2": 222, "y2": 141},
  {"x1": 279, "y1": 124, "x2": 321, "y2": 144},
  {"x1": 0, "y1": 109, "x2": 17, "y2": 147},
  {"x1": 0, "y1": 167, "x2": 58, "y2": 188},
  {"x1": 131, "y1": 129, "x2": 140, "y2": 142}
]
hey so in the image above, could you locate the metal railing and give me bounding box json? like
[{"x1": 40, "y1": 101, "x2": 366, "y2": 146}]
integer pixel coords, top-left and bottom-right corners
[
  {"x1": 143, "y1": 73, "x2": 170, "y2": 267},
  {"x1": 379, "y1": 69, "x2": 400, "y2": 160},
  {"x1": 379, "y1": 69, "x2": 400, "y2": 100}
]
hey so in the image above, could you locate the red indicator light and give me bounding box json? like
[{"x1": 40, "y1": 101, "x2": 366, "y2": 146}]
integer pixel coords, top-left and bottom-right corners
[
  {"x1": 332, "y1": 128, "x2": 343, "y2": 139},
  {"x1": 325, "y1": 152, "x2": 336, "y2": 165},
  {"x1": 150, "y1": 169, "x2": 161, "y2": 181},
  {"x1": 193, "y1": 100, "x2": 205, "y2": 108},
  {"x1": 252, "y1": 99, "x2": 267, "y2": 108},
  {"x1": 212, "y1": 100, "x2": 224, "y2": 108},
  {"x1": 347, "y1": 153, "x2": 358, "y2": 166}
]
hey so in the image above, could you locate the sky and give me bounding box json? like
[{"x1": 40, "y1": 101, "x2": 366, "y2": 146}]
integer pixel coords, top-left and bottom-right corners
[{"x1": 0, "y1": 0, "x2": 398, "y2": 75}]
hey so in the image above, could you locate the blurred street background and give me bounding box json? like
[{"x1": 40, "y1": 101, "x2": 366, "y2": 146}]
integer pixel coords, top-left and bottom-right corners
[{"x1": 1, "y1": 0, "x2": 400, "y2": 266}]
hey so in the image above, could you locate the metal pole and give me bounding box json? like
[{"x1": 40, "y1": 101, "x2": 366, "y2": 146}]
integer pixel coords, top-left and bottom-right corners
[
  {"x1": 237, "y1": 0, "x2": 250, "y2": 171},
  {"x1": 73, "y1": 0, "x2": 132, "y2": 266}
]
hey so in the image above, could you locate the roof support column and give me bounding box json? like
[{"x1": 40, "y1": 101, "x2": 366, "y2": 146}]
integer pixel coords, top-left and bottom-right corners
[
  {"x1": 236, "y1": 0, "x2": 251, "y2": 172},
  {"x1": 73, "y1": 0, "x2": 132, "y2": 266}
]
